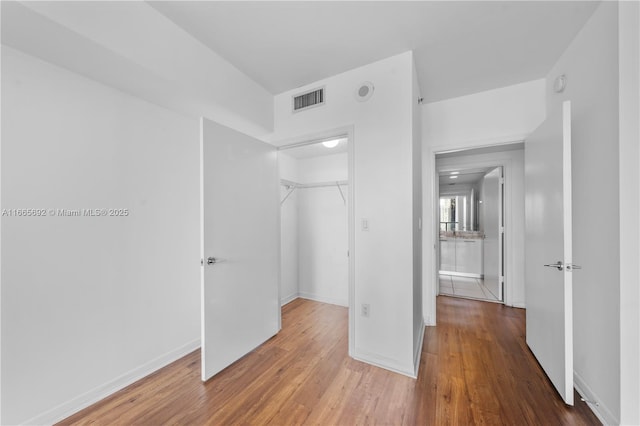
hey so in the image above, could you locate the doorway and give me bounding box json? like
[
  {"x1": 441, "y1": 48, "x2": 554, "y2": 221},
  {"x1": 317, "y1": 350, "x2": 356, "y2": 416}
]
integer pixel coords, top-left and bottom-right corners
[
  {"x1": 277, "y1": 132, "x2": 354, "y2": 352},
  {"x1": 279, "y1": 136, "x2": 349, "y2": 306},
  {"x1": 437, "y1": 165, "x2": 504, "y2": 303},
  {"x1": 431, "y1": 142, "x2": 526, "y2": 311}
]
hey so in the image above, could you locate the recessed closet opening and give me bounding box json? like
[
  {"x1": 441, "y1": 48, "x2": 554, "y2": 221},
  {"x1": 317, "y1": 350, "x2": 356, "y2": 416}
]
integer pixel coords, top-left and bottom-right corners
[{"x1": 278, "y1": 136, "x2": 350, "y2": 310}]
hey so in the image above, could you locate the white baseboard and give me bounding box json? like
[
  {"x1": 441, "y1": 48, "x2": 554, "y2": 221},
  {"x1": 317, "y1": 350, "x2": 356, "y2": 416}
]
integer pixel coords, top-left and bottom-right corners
[
  {"x1": 352, "y1": 348, "x2": 416, "y2": 378},
  {"x1": 24, "y1": 339, "x2": 201, "y2": 426},
  {"x1": 424, "y1": 316, "x2": 436, "y2": 326},
  {"x1": 574, "y1": 370, "x2": 618, "y2": 425},
  {"x1": 413, "y1": 325, "x2": 425, "y2": 377},
  {"x1": 280, "y1": 292, "x2": 299, "y2": 306},
  {"x1": 298, "y1": 292, "x2": 348, "y2": 307},
  {"x1": 281, "y1": 292, "x2": 348, "y2": 308}
]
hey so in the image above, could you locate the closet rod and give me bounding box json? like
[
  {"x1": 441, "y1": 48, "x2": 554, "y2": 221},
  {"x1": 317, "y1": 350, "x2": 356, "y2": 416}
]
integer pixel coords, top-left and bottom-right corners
[{"x1": 281, "y1": 179, "x2": 348, "y2": 189}]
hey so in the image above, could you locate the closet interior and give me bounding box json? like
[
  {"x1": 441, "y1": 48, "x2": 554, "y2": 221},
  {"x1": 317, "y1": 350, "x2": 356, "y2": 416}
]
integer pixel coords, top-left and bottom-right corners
[{"x1": 279, "y1": 137, "x2": 349, "y2": 307}]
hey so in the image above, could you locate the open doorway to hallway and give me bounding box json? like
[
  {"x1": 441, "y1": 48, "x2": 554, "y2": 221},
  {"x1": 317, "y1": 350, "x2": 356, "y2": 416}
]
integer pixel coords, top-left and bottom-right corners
[
  {"x1": 433, "y1": 143, "x2": 525, "y2": 307},
  {"x1": 438, "y1": 165, "x2": 503, "y2": 303}
]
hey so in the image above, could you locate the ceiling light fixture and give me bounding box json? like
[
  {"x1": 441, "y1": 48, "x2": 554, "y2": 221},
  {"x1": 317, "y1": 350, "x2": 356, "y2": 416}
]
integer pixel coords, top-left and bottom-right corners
[
  {"x1": 322, "y1": 139, "x2": 340, "y2": 148},
  {"x1": 450, "y1": 171, "x2": 460, "y2": 175},
  {"x1": 450, "y1": 176, "x2": 458, "y2": 179}
]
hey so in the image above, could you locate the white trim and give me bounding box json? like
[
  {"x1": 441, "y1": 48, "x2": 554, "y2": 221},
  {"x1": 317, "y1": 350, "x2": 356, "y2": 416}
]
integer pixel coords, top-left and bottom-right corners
[
  {"x1": 298, "y1": 292, "x2": 348, "y2": 308},
  {"x1": 432, "y1": 133, "x2": 528, "y2": 155},
  {"x1": 280, "y1": 293, "x2": 299, "y2": 306},
  {"x1": 428, "y1": 148, "x2": 439, "y2": 325},
  {"x1": 352, "y1": 350, "x2": 416, "y2": 378},
  {"x1": 24, "y1": 339, "x2": 201, "y2": 426},
  {"x1": 273, "y1": 126, "x2": 352, "y2": 151},
  {"x1": 277, "y1": 134, "x2": 348, "y2": 151},
  {"x1": 276, "y1": 147, "x2": 283, "y2": 332},
  {"x1": 199, "y1": 118, "x2": 207, "y2": 382},
  {"x1": 574, "y1": 370, "x2": 618, "y2": 426},
  {"x1": 347, "y1": 126, "x2": 355, "y2": 359},
  {"x1": 561, "y1": 100, "x2": 574, "y2": 405},
  {"x1": 413, "y1": 324, "x2": 426, "y2": 377},
  {"x1": 439, "y1": 270, "x2": 483, "y2": 279}
]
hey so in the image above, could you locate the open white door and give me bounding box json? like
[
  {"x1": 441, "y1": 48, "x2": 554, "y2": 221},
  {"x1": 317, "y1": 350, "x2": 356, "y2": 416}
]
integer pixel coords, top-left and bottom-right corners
[
  {"x1": 482, "y1": 167, "x2": 503, "y2": 301},
  {"x1": 525, "y1": 101, "x2": 574, "y2": 405},
  {"x1": 200, "y1": 117, "x2": 280, "y2": 381}
]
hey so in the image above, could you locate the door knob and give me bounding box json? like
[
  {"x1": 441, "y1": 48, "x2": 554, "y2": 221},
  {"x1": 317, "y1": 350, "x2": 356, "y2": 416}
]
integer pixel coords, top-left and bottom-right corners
[
  {"x1": 207, "y1": 257, "x2": 217, "y2": 265},
  {"x1": 544, "y1": 261, "x2": 564, "y2": 271}
]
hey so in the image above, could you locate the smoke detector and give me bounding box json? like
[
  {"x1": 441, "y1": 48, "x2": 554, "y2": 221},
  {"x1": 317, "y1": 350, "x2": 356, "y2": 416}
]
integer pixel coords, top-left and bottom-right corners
[{"x1": 354, "y1": 82, "x2": 375, "y2": 102}]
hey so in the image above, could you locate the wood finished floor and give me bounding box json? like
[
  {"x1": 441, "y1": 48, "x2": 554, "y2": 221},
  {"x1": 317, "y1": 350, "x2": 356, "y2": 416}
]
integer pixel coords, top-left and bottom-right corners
[{"x1": 58, "y1": 296, "x2": 600, "y2": 425}]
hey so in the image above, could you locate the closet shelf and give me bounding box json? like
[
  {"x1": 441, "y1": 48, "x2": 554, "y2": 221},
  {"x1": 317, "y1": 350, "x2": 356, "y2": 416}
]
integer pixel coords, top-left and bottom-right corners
[
  {"x1": 280, "y1": 179, "x2": 348, "y2": 189},
  {"x1": 280, "y1": 179, "x2": 348, "y2": 205}
]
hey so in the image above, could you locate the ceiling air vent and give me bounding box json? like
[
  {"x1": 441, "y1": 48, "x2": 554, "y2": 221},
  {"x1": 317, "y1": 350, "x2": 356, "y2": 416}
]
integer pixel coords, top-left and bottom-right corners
[{"x1": 292, "y1": 87, "x2": 325, "y2": 112}]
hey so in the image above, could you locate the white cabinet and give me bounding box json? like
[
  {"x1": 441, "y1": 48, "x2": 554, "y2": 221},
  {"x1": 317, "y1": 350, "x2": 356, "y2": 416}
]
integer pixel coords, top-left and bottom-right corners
[
  {"x1": 439, "y1": 238, "x2": 456, "y2": 272},
  {"x1": 439, "y1": 237, "x2": 483, "y2": 276},
  {"x1": 455, "y1": 239, "x2": 483, "y2": 274}
]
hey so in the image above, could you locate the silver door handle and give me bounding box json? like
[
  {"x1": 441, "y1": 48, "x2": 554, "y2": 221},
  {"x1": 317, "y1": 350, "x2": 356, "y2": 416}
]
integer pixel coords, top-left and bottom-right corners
[
  {"x1": 544, "y1": 261, "x2": 564, "y2": 271},
  {"x1": 566, "y1": 263, "x2": 582, "y2": 271},
  {"x1": 207, "y1": 257, "x2": 217, "y2": 265}
]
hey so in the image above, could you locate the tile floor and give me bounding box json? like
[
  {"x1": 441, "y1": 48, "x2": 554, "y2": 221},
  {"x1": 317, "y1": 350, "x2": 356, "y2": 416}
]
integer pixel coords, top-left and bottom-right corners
[{"x1": 439, "y1": 274, "x2": 499, "y2": 302}]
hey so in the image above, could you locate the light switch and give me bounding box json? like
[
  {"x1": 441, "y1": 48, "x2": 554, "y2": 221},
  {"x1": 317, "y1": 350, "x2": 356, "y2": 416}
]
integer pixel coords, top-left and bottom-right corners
[
  {"x1": 361, "y1": 304, "x2": 370, "y2": 317},
  {"x1": 362, "y1": 218, "x2": 369, "y2": 231}
]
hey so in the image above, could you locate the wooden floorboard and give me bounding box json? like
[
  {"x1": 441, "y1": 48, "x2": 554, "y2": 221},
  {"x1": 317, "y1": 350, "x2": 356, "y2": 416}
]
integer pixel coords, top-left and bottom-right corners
[{"x1": 57, "y1": 296, "x2": 601, "y2": 425}]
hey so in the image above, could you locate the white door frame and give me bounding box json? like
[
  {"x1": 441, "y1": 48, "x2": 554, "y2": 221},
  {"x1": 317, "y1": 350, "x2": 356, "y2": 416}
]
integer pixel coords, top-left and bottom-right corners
[
  {"x1": 428, "y1": 139, "x2": 524, "y2": 324},
  {"x1": 274, "y1": 125, "x2": 355, "y2": 357}
]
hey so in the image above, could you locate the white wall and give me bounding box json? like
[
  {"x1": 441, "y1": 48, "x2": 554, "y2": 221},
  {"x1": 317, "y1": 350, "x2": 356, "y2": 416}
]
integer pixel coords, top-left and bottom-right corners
[
  {"x1": 279, "y1": 153, "x2": 299, "y2": 305},
  {"x1": 435, "y1": 149, "x2": 525, "y2": 308},
  {"x1": 618, "y1": 2, "x2": 640, "y2": 424},
  {"x1": 1, "y1": 1, "x2": 273, "y2": 138},
  {"x1": 423, "y1": 79, "x2": 546, "y2": 147},
  {"x1": 544, "y1": 3, "x2": 620, "y2": 424},
  {"x1": 271, "y1": 52, "x2": 420, "y2": 376},
  {"x1": 297, "y1": 154, "x2": 349, "y2": 306},
  {"x1": 422, "y1": 80, "x2": 545, "y2": 323},
  {"x1": 297, "y1": 153, "x2": 348, "y2": 183},
  {"x1": 1, "y1": 47, "x2": 200, "y2": 425}
]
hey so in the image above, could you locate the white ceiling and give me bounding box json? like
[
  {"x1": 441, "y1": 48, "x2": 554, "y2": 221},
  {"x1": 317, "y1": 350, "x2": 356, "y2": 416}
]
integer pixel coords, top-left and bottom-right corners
[
  {"x1": 439, "y1": 168, "x2": 494, "y2": 187},
  {"x1": 150, "y1": 1, "x2": 599, "y2": 102}
]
